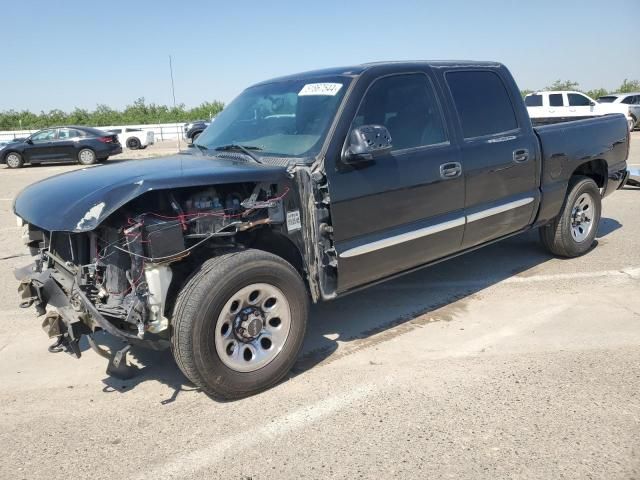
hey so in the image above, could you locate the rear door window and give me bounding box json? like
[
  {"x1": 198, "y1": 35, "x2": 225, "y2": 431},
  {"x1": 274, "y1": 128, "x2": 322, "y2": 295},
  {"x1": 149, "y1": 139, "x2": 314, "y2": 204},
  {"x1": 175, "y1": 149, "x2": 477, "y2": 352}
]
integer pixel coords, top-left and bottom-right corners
[
  {"x1": 446, "y1": 70, "x2": 518, "y2": 139},
  {"x1": 549, "y1": 94, "x2": 564, "y2": 107}
]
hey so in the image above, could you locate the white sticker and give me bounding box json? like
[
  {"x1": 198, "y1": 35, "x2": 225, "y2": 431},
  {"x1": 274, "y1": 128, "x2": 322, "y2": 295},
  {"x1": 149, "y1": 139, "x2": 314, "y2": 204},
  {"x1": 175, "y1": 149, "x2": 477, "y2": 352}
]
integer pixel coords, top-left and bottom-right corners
[
  {"x1": 286, "y1": 210, "x2": 302, "y2": 232},
  {"x1": 298, "y1": 83, "x2": 343, "y2": 96}
]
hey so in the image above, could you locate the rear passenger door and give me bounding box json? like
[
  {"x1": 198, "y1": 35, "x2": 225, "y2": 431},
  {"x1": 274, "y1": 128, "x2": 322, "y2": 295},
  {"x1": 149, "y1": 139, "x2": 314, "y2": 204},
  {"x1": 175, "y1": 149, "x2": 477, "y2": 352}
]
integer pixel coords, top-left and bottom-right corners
[
  {"x1": 56, "y1": 128, "x2": 84, "y2": 160},
  {"x1": 328, "y1": 72, "x2": 465, "y2": 292},
  {"x1": 444, "y1": 69, "x2": 540, "y2": 249},
  {"x1": 547, "y1": 92, "x2": 565, "y2": 118}
]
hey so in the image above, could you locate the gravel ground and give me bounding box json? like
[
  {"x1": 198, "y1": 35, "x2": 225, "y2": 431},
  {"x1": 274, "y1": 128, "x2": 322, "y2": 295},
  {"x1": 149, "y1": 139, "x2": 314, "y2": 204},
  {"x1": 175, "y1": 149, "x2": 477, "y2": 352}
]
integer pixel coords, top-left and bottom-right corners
[{"x1": 0, "y1": 133, "x2": 639, "y2": 479}]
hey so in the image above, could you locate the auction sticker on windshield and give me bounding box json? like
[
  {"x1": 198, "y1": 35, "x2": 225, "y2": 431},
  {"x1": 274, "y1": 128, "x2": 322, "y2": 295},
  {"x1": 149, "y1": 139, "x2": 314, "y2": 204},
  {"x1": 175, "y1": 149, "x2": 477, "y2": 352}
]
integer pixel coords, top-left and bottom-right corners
[{"x1": 299, "y1": 83, "x2": 343, "y2": 96}]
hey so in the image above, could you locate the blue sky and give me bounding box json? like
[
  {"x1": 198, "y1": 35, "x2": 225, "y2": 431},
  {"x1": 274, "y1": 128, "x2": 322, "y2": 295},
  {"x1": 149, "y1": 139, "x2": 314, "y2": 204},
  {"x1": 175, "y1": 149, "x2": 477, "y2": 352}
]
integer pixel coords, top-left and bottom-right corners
[{"x1": 1, "y1": 0, "x2": 638, "y2": 111}]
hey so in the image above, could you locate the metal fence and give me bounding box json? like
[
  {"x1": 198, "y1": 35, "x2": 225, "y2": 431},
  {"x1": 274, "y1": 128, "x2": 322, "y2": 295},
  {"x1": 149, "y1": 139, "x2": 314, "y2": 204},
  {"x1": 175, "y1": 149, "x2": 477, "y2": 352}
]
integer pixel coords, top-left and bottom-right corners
[{"x1": 0, "y1": 122, "x2": 186, "y2": 142}]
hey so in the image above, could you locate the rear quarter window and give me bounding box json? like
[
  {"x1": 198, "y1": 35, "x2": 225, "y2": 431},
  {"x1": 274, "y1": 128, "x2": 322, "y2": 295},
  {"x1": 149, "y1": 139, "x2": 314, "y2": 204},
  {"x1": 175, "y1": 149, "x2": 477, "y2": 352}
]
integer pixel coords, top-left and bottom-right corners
[{"x1": 446, "y1": 70, "x2": 518, "y2": 139}]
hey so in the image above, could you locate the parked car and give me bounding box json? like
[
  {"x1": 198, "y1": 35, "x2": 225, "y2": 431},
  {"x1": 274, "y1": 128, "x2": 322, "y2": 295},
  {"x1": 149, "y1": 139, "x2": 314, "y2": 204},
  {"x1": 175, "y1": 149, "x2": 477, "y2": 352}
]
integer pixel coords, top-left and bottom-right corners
[
  {"x1": 525, "y1": 91, "x2": 634, "y2": 131},
  {"x1": 597, "y1": 93, "x2": 640, "y2": 130},
  {"x1": 107, "y1": 127, "x2": 154, "y2": 150},
  {"x1": 183, "y1": 120, "x2": 210, "y2": 142},
  {"x1": 14, "y1": 61, "x2": 629, "y2": 399},
  {"x1": 1, "y1": 126, "x2": 121, "y2": 168}
]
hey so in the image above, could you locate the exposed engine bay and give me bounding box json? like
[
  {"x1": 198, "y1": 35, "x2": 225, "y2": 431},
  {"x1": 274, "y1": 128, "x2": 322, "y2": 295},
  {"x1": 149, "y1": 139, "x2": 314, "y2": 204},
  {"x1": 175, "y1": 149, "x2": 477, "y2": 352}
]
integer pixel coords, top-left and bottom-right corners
[{"x1": 17, "y1": 182, "x2": 293, "y2": 360}]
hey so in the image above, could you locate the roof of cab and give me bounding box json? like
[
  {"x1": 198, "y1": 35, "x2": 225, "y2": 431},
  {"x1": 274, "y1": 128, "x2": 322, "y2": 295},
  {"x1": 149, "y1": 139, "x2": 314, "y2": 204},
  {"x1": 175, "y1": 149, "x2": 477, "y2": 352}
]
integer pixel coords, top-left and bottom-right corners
[{"x1": 252, "y1": 60, "x2": 504, "y2": 86}]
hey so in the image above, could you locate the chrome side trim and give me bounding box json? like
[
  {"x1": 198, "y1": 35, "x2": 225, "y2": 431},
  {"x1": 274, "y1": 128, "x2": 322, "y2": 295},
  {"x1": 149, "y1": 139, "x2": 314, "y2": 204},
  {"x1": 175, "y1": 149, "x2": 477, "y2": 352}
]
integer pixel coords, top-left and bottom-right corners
[
  {"x1": 466, "y1": 197, "x2": 534, "y2": 223},
  {"x1": 339, "y1": 197, "x2": 536, "y2": 258},
  {"x1": 339, "y1": 217, "x2": 466, "y2": 258}
]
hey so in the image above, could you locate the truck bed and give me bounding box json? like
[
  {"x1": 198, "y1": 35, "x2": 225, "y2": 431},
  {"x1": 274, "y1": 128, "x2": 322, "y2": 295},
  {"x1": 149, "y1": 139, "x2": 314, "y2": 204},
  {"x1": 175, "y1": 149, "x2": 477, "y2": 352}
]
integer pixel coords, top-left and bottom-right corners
[{"x1": 533, "y1": 113, "x2": 630, "y2": 225}]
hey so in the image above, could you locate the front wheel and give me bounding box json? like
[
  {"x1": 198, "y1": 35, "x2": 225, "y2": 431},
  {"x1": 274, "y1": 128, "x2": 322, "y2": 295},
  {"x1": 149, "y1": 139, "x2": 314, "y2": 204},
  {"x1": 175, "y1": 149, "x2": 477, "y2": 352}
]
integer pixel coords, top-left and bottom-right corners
[
  {"x1": 77, "y1": 148, "x2": 97, "y2": 165},
  {"x1": 171, "y1": 250, "x2": 309, "y2": 400},
  {"x1": 539, "y1": 176, "x2": 601, "y2": 257},
  {"x1": 5, "y1": 152, "x2": 24, "y2": 168}
]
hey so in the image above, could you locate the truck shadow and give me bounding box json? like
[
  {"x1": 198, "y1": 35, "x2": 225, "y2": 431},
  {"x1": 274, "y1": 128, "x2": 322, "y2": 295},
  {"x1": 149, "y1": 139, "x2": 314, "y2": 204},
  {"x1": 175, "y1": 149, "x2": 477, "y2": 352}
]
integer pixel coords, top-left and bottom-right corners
[{"x1": 97, "y1": 219, "x2": 621, "y2": 402}]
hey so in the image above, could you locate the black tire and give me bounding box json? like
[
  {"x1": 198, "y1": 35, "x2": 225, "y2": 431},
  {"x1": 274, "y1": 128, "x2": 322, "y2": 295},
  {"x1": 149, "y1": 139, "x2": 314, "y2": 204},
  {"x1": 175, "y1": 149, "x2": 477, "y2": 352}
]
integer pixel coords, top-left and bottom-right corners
[
  {"x1": 171, "y1": 249, "x2": 309, "y2": 400},
  {"x1": 126, "y1": 137, "x2": 141, "y2": 149},
  {"x1": 539, "y1": 175, "x2": 601, "y2": 257},
  {"x1": 191, "y1": 132, "x2": 201, "y2": 142},
  {"x1": 77, "y1": 148, "x2": 97, "y2": 165},
  {"x1": 5, "y1": 151, "x2": 24, "y2": 169}
]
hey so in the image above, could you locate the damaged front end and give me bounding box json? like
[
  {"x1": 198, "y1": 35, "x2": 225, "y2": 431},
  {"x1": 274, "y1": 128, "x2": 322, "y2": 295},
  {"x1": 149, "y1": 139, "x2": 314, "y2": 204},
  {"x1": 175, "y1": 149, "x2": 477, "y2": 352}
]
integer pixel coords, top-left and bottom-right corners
[{"x1": 15, "y1": 180, "x2": 294, "y2": 377}]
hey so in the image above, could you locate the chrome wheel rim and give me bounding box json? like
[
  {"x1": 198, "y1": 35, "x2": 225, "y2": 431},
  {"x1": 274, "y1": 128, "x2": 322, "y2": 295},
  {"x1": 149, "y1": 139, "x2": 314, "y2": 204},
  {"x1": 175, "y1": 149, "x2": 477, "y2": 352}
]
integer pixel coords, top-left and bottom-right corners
[
  {"x1": 571, "y1": 192, "x2": 594, "y2": 242},
  {"x1": 6, "y1": 153, "x2": 20, "y2": 167},
  {"x1": 79, "y1": 150, "x2": 94, "y2": 163},
  {"x1": 214, "y1": 283, "x2": 291, "y2": 372}
]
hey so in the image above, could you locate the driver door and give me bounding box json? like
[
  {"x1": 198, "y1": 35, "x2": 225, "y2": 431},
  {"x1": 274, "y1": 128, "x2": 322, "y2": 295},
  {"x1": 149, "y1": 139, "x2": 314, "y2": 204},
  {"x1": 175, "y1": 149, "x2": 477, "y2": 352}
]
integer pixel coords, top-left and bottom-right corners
[
  {"x1": 24, "y1": 128, "x2": 59, "y2": 163},
  {"x1": 567, "y1": 92, "x2": 594, "y2": 119},
  {"x1": 327, "y1": 72, "x2": 465, "y2": 292}
]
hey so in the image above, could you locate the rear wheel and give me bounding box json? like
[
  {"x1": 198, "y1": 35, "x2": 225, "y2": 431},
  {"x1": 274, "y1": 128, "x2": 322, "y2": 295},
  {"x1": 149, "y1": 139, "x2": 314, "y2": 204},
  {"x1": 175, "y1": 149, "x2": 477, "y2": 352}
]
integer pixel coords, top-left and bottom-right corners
[
  {"x1": 77, "y1": 148, "x2": 97, "y2": 165},
  {"x1": 171, "y1": 250, "x2": 309, "y2": 400},
  {"x1": 539, "y1": 176, "x2": 601, "y2": 257},
  {"x1": 5, "y1": 152, "x2": 24, "y2": 169},
  {"x1": 126, "y1": 137, "x2": 141, "y2": 149}
]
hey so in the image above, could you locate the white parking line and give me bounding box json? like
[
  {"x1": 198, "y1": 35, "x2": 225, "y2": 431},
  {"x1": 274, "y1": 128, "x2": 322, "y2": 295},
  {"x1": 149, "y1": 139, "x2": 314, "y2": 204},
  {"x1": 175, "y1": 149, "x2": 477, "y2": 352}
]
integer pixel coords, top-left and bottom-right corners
[
  {"x1": 378, "y1": 267, "x2": 640, "y2": 291},
  {"x1": 135, "y1": 383, "x2": 375, "y2": 480}
]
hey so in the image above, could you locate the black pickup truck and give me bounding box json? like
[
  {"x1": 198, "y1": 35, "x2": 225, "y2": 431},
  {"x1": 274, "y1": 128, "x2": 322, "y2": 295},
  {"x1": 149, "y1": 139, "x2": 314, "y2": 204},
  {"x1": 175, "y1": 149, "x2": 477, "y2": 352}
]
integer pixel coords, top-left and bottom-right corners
[{"x1": 13, "y1": 61, "x2": 630, "y2": 399}]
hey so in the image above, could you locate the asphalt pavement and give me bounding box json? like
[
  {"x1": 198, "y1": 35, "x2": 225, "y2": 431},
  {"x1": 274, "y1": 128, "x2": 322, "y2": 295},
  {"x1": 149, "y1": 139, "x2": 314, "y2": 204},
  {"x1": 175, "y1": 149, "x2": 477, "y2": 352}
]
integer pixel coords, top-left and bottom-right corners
[{"x1": 0, "y1": 135, "x2": 639, "y2": 479}]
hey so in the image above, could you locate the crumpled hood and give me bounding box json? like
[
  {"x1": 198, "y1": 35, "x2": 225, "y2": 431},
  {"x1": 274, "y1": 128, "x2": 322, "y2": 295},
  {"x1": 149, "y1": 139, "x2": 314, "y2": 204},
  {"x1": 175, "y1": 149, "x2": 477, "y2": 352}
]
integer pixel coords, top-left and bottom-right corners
[{"x1": 13, "y1": 154, "x2": 288, "y2": 232}]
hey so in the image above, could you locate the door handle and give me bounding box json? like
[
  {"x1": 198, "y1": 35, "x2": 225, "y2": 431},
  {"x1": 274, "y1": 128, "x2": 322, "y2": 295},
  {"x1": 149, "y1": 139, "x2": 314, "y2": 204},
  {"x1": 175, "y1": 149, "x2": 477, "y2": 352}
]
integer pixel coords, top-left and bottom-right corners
[
  {"x1": 440, "y1": 162, "x2": 462, "y2": 179},
  {"x1": 513, "y1": 149, "x2": 529, "y2": 163}
]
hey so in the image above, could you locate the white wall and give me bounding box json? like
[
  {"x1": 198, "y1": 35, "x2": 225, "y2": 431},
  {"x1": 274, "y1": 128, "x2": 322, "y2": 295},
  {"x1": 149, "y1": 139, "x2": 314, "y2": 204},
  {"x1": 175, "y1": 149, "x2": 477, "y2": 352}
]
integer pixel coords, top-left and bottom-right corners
[{"x1": 0, "y1": 122, "x2": 186, "y2": 142}]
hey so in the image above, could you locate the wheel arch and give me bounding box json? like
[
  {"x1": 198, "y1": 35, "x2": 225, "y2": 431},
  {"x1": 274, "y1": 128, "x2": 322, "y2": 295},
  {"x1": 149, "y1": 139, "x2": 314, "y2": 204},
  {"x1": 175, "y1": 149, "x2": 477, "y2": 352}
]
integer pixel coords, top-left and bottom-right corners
[
  {"x1": 1, "y1": 149, "x2": 21, "y2": 164},
  {"x1": 571, "y1": 158, "x2": 607, "y2": 188}
]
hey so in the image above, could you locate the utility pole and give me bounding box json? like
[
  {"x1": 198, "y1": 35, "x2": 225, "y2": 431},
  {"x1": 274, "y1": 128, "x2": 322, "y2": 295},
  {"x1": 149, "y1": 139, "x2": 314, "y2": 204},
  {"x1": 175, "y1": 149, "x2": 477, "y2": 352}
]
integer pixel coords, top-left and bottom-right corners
[{"x1": 169, "y1": 55, "x2": 181, "y2": 151}]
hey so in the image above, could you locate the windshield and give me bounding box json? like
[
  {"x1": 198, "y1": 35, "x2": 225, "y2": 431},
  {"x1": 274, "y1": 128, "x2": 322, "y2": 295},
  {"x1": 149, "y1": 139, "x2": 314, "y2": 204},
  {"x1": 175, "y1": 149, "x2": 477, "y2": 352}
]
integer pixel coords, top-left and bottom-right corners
[{"x1": 195, "y1": 76, "x2": 350, "y2": 158}]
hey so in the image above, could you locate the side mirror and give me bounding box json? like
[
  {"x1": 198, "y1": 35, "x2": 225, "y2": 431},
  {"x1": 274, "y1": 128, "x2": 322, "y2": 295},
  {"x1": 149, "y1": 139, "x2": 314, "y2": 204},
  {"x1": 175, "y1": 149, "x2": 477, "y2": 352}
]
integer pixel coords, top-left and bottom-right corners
[
  {"x1": 25, "y1": 138, "x2": 33, "y2": 144},
  {"x1": 589, "y1": 101, "x2": 596, "y2": 106},
  {"x1": 343, "y1": 125, "x2": 392, "y2": 164}
]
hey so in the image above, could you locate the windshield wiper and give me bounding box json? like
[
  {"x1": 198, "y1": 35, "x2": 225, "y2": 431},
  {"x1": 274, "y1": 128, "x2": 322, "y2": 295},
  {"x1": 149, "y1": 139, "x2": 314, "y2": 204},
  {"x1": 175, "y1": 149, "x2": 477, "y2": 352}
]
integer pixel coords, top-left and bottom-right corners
[
  {"x1": 214, "y1": 144, "x2": 263, "y2": 164},
  {"x1": 194, "y1": 143, "x2": 208, "y2": 153}
]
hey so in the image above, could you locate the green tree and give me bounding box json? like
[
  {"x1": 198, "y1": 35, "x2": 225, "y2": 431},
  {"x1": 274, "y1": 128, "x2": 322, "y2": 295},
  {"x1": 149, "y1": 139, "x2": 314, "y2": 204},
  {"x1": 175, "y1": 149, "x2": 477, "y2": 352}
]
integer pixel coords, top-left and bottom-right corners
[
  {"x1": 618, "y1": 79, "x2": 640, "y2": 93},
  {"x1": 585, "y1": 88, "x2": 609, "y2": 100},
  {"x1": 546, "y1": 79, "x2": 580, "y2": 91}
]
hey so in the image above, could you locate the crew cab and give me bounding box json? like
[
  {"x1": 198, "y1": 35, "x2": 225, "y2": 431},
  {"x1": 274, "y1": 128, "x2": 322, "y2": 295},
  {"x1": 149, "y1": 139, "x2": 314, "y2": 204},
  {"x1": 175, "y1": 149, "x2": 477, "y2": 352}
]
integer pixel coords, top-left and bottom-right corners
[
  {"x1": 525, "y1": 90, "x2": 634, "y2": 131},
  {"x1": 13, "y1": 61, "x2": 630, "y2": 400}
]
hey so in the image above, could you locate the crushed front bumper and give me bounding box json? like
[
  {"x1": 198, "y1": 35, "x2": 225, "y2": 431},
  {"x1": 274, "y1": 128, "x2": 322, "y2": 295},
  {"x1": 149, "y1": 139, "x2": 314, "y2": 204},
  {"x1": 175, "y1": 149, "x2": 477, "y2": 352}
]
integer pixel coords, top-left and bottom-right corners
[{"x1": 15, "y1": 262, "x2": 168, "y2": 358}]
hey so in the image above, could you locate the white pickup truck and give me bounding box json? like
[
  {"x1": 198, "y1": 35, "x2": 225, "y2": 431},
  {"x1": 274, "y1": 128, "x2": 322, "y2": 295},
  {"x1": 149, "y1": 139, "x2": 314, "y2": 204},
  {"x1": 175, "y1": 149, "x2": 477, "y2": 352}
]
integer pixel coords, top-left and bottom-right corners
[
  {"x1": 107, "y1": 127, "x2": 155, "y2": 150},
  {"x1": 525, "y1": 90, "x2": 634, "y2": 131}
]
